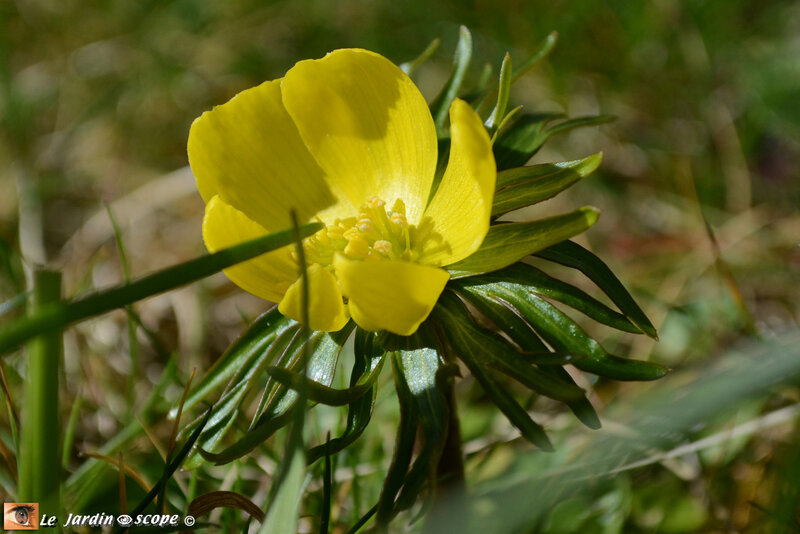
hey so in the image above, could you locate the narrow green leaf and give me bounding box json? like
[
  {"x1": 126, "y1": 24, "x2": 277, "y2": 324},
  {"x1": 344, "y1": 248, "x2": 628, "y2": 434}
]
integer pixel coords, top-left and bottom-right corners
[
  {"x1": 544, "y1": 114, "x2": 615, "y2": 139},
  {"x1": 265, "y1": 353, "x2": 384, "y2": 406},
  {"x1": 198, "y1": 410, "x2": 294, "y2": 465},
  {"x1": 492, "y1": 153, "x2": 603, "y2": 216},
  {"x1": 451, "y1": 285, "x2": 549, "y2": 352},
  {"x1": 496, "y1": 154, "x2": 600, "y2": 189},
  {"x1": 306, "y1": 329, "x2": 383, "y2": 464},
  {"x1": 452, "y1": 286, "x2": 600, "y2": 429},
  {"x1": 399, "y1": 38, "x2": 440, "y2": 76},
  {"x1": 482, "y1": 263, "x2": 642, "y2": 334},
  {"x1": 448, "y1": 208, "x2": 599, "y2": 278},
  {"x1": 375, "y1": 355, "x2": 418, "y2": 527},
  {"x1": 536, "y1": 240, "x2": 658, "y2": 338},
  {"x1": 0, "y1": 222, "x2": 322, "y2": 356},
  {"x1": 470, "y1": 283, "x2": 667, "y2": 381},
  {"x1": 467, "y1": 358, "x2": 552, "y2": 450},
  {"x1": 181, "y1": 381, "x2": 251, "y2": 470},
  {"x1": 511, "y1": 31, "x2": 558, "y2": 83},
  {"x1": 448, "y1": 288, "x2": 579, "y2": 365},
  {"x1": 430, "y1": 26, "x2": 472, "y2": 133},
  {"x1": 249, "y1": 329, "x2": 323, "y2": 426},
  {"x1": 493, "y1": 112, "x2": 562, "y2": 170},
  {"x1": 433, "y1": 302, "x2": 553, "y2": 448},
  {"x1": 172, "y1": 307, "x2": 294, "y2": 418},
  {"x1": 270, "y1": 324, "x2": 353, "y2": 416},
  {"x1": 490, "y1": 104, "x2": 523, "y2": 144},
  {"x1": 432, "y1": 292, "x2": 585, "y2": 403},
  {"x1": 475, "y1": 31, "x2": 557, "y2": 111},
  {"x1": 539, "y1": 365, "x2": 601, "y2": 430},
  {"x1": 184, "y1": 329, "x2": 310, "y2": 467},
  {"x1": 392, "y1": 333, "x2": 450, "y2": 512},
  {"x1": 198, "y1": 326, "x2": 351, "y2": 465},
  {"x1": 180, "y1": 325, "x2": 300, "y2": 470},
  {"x1": 485, "y1": 53, "x2": 512, "y2": 133},
  {"x1": 493, "y1": 113, "x2": 612, "y2": 170}
]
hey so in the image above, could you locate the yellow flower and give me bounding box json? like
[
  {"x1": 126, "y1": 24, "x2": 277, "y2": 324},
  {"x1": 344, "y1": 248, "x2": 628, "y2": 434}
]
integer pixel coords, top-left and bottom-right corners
[{"x1": 188, "y1": 49, "x2": 495, "y2": 336}]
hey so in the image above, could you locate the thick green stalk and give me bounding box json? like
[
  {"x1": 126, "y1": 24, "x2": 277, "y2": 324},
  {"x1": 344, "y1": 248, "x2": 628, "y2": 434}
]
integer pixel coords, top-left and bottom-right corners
[{"x1": 18, "y1": 270, "x2": 62, "y2": 518}]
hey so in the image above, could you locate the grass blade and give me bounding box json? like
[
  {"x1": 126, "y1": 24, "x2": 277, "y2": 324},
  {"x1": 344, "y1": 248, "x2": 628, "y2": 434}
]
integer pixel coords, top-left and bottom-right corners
[
  {"x1": 0, "y1": 222, "x2": 322, "y2": 356},
  {"x1": 18, "y1": 270, "x2": 62, "y2": 517}
]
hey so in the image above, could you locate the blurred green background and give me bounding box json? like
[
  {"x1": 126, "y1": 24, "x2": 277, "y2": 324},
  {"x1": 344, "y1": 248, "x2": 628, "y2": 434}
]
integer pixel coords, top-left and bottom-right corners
[{"x1": 1, "y1": 0, "x2": 799, "y2": 532}]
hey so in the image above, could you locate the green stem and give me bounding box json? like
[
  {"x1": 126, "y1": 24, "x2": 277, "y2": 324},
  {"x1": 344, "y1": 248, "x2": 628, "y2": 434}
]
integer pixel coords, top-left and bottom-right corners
[
  {"x1": 0, "y1": 222, "x2": 322, "y2": 356},
  {"x1": 18, "y1": 270, "x2": 62, "y2": 518}
]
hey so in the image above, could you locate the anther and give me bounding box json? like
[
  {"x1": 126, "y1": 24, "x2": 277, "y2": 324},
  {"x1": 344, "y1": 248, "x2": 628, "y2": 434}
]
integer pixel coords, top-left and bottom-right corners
[
  {"x1": 367, "y1": 196, "x2": 385, "y2": 209},
  {"x1": 299, "y1": 196, "x2": 420, "y2": 266},
  {"x1": 390, "y1": 214, "x2": 407, "y2": 229},
  {"x1": 373, "y1": 240, "x2": 393, "y2": 257},
  {"x1": 357, "y1": 218, "x2": 375, "y2": 233}
]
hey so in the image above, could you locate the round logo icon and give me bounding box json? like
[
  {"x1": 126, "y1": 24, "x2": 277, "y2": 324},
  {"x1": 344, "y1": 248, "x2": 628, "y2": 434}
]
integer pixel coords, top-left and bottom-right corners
[
  {"x1": 117, "y1": 515, "x2": 133, "y2": 527},
  {"x1": 184, "y1": 515, "x2": 196, "y2": 527}
]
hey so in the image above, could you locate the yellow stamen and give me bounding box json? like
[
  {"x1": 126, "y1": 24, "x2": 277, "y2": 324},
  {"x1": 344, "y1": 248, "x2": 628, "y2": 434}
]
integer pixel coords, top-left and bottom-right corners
[
  {"x1": 298, "y1": 197, "x2": 420, "y2": 267},
  {"x1": 373, "y1": 240, "x2": 393, "y2": 257}
]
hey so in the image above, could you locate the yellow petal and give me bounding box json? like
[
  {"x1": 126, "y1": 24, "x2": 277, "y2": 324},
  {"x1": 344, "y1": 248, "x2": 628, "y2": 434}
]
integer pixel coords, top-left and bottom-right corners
[
  {"x1": 202, "y1": 195, "x2": 296, "y2": 303},
  {"x1": 278, "y1": 264, "x2": 349, "y2": 332},
  {"x1": 333, "y1": 255, "x2": 449, "y2": 336},
  {"x1": 281, "y1": 49, "x2": 437, "y2": 225},
  {"x1": 189, "y1": 79, "x2": 342, "y2": 230},
  {"x1": 416, "y1": 99, "x2": 496, "y2": 266}
]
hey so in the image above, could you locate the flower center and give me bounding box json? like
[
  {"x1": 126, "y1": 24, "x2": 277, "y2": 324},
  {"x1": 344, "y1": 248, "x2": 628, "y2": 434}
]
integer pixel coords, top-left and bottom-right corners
[{"x1": 302, "y1": 197, "x2": 418, "y2": 266}]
